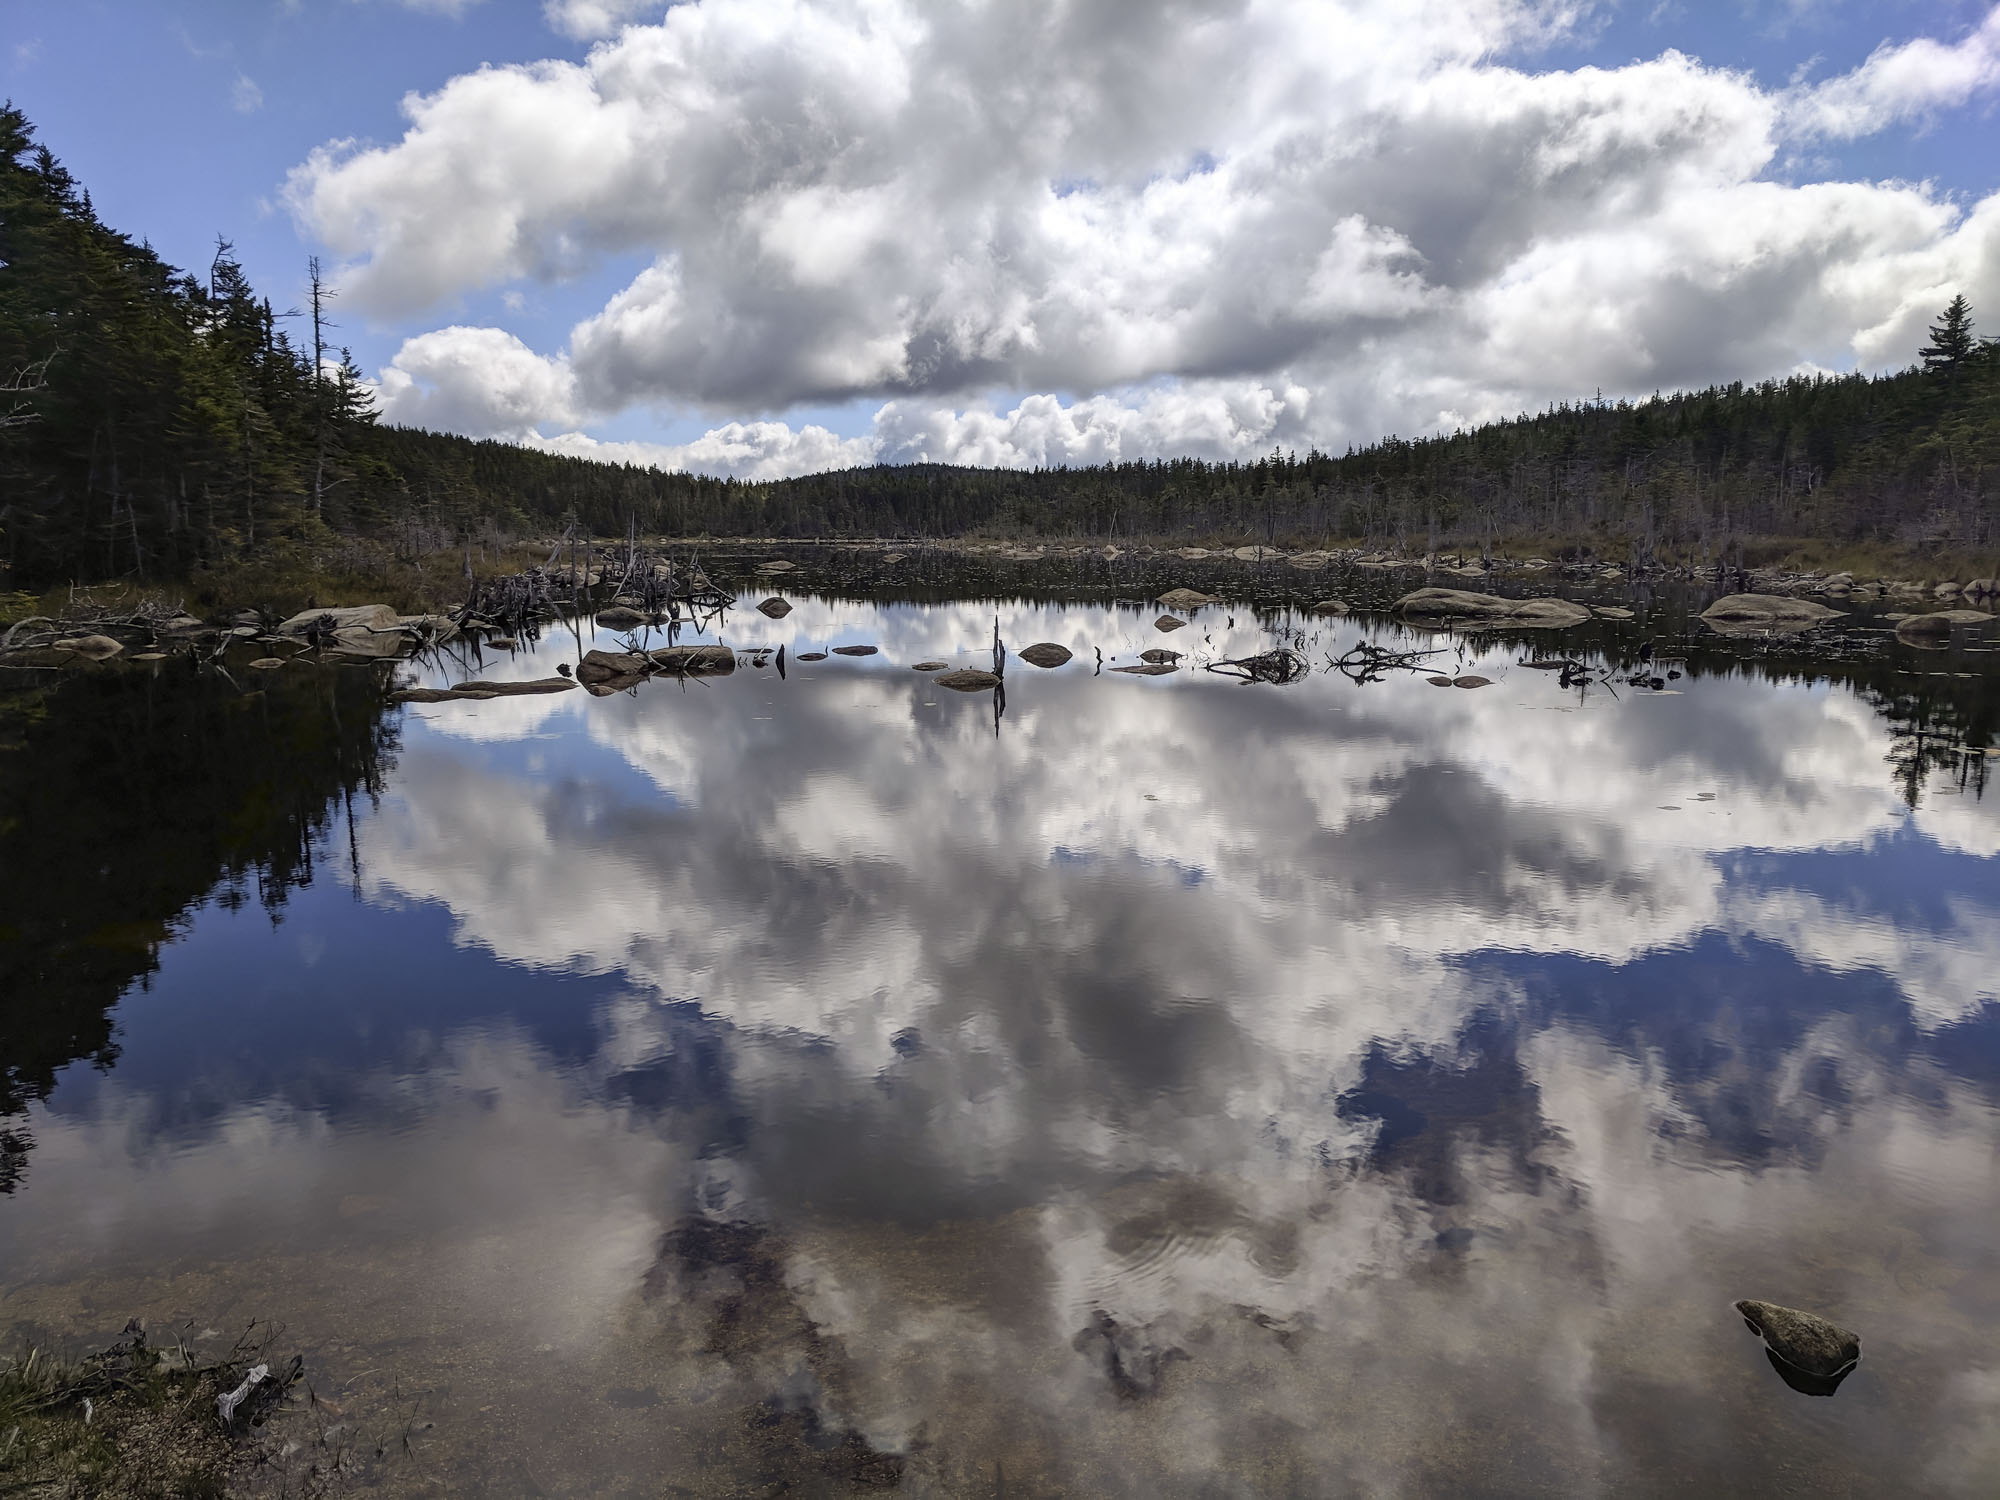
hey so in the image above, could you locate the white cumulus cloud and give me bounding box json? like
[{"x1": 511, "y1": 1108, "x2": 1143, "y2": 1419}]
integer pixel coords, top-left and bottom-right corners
[{"x1": 289, "y1": 0, "x2": 2000, "y2": 475}]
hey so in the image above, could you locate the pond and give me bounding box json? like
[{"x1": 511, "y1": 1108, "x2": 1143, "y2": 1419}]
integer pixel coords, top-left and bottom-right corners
[{"x1": 2, "y1": 584, "x2": 1998, "y2": 1496}]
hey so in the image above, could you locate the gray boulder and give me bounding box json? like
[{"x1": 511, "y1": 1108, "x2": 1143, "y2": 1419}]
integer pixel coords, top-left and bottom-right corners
[
  {"x1": 276, "y1": 604, "x2": 401, "y2": 635},
  {"x1": 935, "y1": 668, "x2": 1001, "y2": 691},
  {"x1": 1735, "y1": 1300, "x2": 1860, "y2": 1379},
  {"x1": 1018, "y1": 642, "x2": 1073, "y2": 668},
  {"x1": 650, "y1": 645, "x2": 736, "y2": 675},
  {"x1": 1699, "y1": 594, "x2": 1845, "y2": 630},
  {"x1": 1394, "y1": 589, "x2": 1590, "y2": 628}
]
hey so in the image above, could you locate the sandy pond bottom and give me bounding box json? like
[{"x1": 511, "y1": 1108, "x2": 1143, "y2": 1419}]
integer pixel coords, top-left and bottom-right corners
[{"x1": 2, "y1": 594, "x2": 1998, "y2": 1496}]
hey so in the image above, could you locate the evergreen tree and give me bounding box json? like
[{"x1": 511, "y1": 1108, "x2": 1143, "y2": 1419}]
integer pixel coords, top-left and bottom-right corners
[{"x1": 1921, "y1": 294, "x2": 1975, "y2": 377}]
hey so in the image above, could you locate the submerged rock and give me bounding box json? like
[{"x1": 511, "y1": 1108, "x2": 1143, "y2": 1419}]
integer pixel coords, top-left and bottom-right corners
[
  {"x1": 1699, "y1": 594, "x2": 1845, "y2": 631},
  {"x1": 1735, "y1": 1299, "x2": 1860, "y2": 1385},
  {"x1": 756, "y1": 597, "x2": 793, "y2": 618},
  {"x1": 54, "y1": 634, "x2": 124, "y2": 660},
  {"x1": 650, "y1": 644, "x2": 736, "y2": 675},
  {"x1": 1157, "y1": 588, "x2": 1220, "y2": 611},
  {"x1": 246, "y1": 657, "x2": 286, "y2": 670},
  {"x1": 831, "y1": 644, "x2": 880, "y2": 656},
  {"x1": 1394, "y1": 589, "x2": 1590, "y2": 628},
  {"x1": 935, "y1": 668, "x2": 1001, "y2": 691},
  {"x1": 912, "y1": 660, "x2": 948, "y2": 671},
  {"x1": 577, "y1": 648, "x2": 650, "y2": 683},
  {"x1": 755, "y1": 559, "x2": 797, "y2": 573},
  {"x1": 1896, "y1": 609, "x2": 1994, "y2": 644},
  {"x1": 1018, "y1": 642, "x2": 1073, "y2": 668},
  {"x1": 1155, "y1": 615, "x2": 1188, "y2": 632},
  {"x1": 452, "y1": 677, "x2": 578, "y2": 696},
  {"x1": 1593, "y1": 606, "x2": 1635, "y2": 620}
]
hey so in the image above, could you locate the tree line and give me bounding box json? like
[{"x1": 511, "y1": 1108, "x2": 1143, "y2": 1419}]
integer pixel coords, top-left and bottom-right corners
[{"x1": 3, "y1": 103, "x2": 1997, "y2": 590}]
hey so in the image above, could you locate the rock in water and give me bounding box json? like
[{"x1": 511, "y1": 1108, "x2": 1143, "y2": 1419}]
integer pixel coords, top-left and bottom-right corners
[
  {"x1": 55, "y1": 634, "x2": 125, "y2": 660},
  {"x1": 275, "y1": 603, "x2": 401, "y2": 635},
  {"x1": 1394, "y1": 589, "x2": 1590, "y2": 628},
  {"x1": 1155, "y1": 615, "x2": 1188, "y2": 632},
  {"x1": 595, "y1": 606, "x2": 649, "y2": 629},
  {"x1": 247, "y1": 657, "x2": 286, "y2": 670},
  {"x1": 1896, "y1": 609, "x2": 1993, "y2": 644},
  {"x1": 831, "y1": 644, "x2": 880, "y2": 656},
  {"x1": 1018, "y1": 642, "x2": 1073, "y2": 668},
  {"x1": 912, "y1": 660, "x2": 948, "y2": 671},
  {"x1": 576, "y1": 648, "x2": 650, "y2": 683},
  {"x1": 1156, "y1": 588, "x2": 1220, "y2": 611},
  {"x1": 1113, "y1": 663, "x2": 1177, "y2": 676},
  {"x1": 650, "y1": 645, "x2": 736, "y2": 675},
  {"x1": 755, "y1": 559, "x2": 797, "y2": 573},
  {"x1": 451, "y1": 677, "x2": 578, "y2": 696},
  {"x1": 1735, "y1": 1300, "x2": 1860, "y2": 1381},
  {"x1": 795, "y1": 652, "x2": 828, "y2": 662},
  {"x1": 756, "y1": 597, "x2": 793, "y2": 618},
  {"x1": 1698, "y1": 595, "x2": 1845, "y2": 630},
  {"x1": 1139, "y1": 649, "x2": 1181, "y2": 664},
  {"x1": 1310, "y1": 599, "x2": 1349, "y2": 615},
  {"x1": 1453, "y1": 675, "x2": 1491, "y2": 689},
  {"x1": 935, "y1": 668, "x2": 1001, "y2": 691}
]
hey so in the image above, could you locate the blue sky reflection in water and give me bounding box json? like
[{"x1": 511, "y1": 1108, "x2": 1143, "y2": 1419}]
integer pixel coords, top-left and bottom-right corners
[{"x1": 2, "y1": 597, "x2": 2000, "y2": 1495}]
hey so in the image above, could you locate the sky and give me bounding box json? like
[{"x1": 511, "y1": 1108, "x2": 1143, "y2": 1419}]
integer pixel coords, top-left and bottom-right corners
[{"x1": 5, "y1": 0, "x2": 2000, "y2": 479}]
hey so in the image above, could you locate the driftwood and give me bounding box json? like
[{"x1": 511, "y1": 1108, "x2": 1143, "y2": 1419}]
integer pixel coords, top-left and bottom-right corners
[
  {"x1": 1206, "y1": 647, "x2": 1309, "y2": 684},
  {"x1": 1331, "y1": 640, "x2": 1444, "y2": 684}
]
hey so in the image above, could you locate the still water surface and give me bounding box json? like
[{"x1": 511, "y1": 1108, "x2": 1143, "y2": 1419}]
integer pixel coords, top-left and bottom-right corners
[{"x1": 2, "y1": 591, "x2": 1999, "y2": 1495}]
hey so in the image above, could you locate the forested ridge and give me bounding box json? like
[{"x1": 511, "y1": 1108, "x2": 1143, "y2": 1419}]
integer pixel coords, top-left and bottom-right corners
[{"x1": 3, "y1": 104, "x2": 1997, "y2": 591}]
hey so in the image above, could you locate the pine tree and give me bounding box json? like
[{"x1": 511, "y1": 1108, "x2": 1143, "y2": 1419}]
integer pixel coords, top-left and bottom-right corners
[{"x1": 1921, "y1": 294, "x2": 1975, "y2": 377}]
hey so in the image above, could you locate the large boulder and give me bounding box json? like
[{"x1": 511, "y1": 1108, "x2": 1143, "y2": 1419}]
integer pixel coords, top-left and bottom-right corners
[
  {"x1": 1157, "y1": 588, "x2": 1220, "y2": 611},
  {"x1": 576, "y1": 648, "x2": 650, "y2": 683},
  {"x1": 650, "y1": 644, "x2": 736, "y2": 675},
  {"x1": 276, "y1": 604, "x2": 401, "y2": 635},
  {"x1": 1394, "y1": 589, "x2": 1590, "y2": 628},
  {"x1": 53, "y1": 634, "x2": 124, "y2": 660},
  {"x1": 1896, "y1": 609, "x2": 1994, "y2": 644},
  {"x1": 329, "y1": 628, "x2": 412, "y2": 659},
  {"x1": 935, "y1": 668, "x2": 1001, "y2": 691},
  {"x1": 1735, "y1": 1300, "x2": 1860, "y2": 1380},
  {"x1": 1699, "y1": 594, "x2": 1845, "y2": 630},
  {"x1": 1018, "y1": 642, "x2": 1073, "y2": 668}
]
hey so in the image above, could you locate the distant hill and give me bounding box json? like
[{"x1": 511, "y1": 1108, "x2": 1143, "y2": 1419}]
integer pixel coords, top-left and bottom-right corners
[{"x1": 4, "y1": 104, "x2": 1996, "y2": 589}]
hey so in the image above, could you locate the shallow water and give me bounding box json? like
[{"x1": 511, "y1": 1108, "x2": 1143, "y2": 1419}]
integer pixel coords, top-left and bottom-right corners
[{"x1": 3, "y1": 589, "x2": 1999, "y2": 1496}]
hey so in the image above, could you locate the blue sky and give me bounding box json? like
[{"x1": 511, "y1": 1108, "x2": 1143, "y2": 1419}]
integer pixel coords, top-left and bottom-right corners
[{"x1": 7, "y1": 0, "x2": 2000, "y2": 475}]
